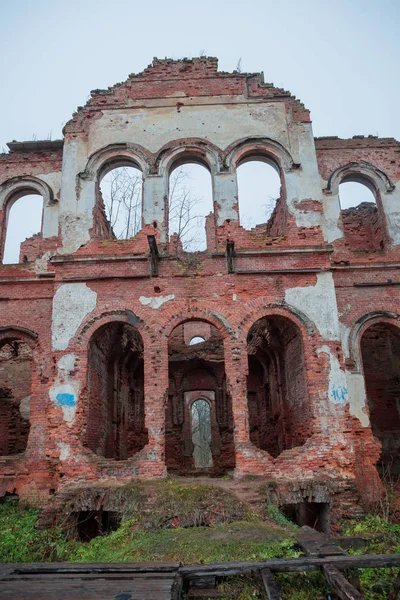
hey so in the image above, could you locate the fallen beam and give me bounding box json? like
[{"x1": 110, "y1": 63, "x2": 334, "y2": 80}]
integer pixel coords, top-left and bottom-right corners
[
  {"x1": 388, "y1": 570, "x2": 400, "y2": 600},
  {"x1": 322, "y1": 564, "x2": 364, "y2": 600},
  {"x1": 260, "y1": 568, "x2": 281, "y2": 600},
  {"x1": 179, "y1": 554, "x2": 400, "y2": 578}
]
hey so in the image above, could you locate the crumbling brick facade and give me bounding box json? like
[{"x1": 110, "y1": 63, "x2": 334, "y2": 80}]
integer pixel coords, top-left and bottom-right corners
[{"x1": 1, "y1": 58, "x2": 399, "y2": 517}]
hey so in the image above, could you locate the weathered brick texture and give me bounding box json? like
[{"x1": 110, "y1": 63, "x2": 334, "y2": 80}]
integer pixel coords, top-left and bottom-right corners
[{"x1": 0, "y1": 58, "x2": 399, "y2": 519}]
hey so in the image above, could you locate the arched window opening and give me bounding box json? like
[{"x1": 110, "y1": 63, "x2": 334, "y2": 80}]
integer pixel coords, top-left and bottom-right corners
[
  {"x1": 0, "y1": 338, "x2": 33, "y2": 456},
  {"x1": 168, "y1": 163, "x2": 213, "y2": 252},
  {"x1": 237, "y1": 159, "x2": 281, "y2": 230},
  {"x1": 85, "y1": 322, "x2": 147, "y2": 460},
  {"x1": 191, "y1": 399, "x2": 213, "y2": 469},
  {"x1": 166, "y1": 320, "x2": 235, "y2": 475},
  {"x1": 338, "y1": 180, "x2": 385, "y2": 250},
  {"x1": 361, "y1": 322, "x2": 400, "y2": 473},
  {"x1": 3, "y1": 194, "x2": 43, "y2": 264},
  {"x1": 99, "y1": 165, "x2": 143, "y2": 240},
  {"x1": 189, "y1": 336, "x2": 205, "y2": 346},
  {"x1": 247, "y1": 316, "x2": 310, "y2": 457}
]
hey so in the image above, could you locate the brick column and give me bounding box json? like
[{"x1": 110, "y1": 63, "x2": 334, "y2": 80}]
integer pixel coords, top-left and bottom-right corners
[{"x1": 140, "y1": 337, "x2": 168, "y2": 478}]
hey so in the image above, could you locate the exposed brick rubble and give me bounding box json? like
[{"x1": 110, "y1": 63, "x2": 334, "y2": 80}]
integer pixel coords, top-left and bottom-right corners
[{"x1": 0, "y1": 58, "x2": 399, "y2": 522}]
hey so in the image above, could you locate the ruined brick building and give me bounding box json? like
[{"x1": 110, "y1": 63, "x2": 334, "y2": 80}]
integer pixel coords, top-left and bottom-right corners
[{"x1": 1, "y1": 57, "x2": 399, "y2": 520}]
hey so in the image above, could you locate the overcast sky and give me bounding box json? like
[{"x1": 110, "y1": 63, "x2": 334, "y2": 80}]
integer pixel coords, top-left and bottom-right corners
[{"x1": 1, "y1": 0, "x2": 399, "y2": 260}]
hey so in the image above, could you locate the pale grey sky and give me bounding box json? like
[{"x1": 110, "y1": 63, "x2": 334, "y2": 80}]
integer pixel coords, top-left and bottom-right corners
[{"x1": 1, "y1": 0, "x2": 398, "y2": 260}]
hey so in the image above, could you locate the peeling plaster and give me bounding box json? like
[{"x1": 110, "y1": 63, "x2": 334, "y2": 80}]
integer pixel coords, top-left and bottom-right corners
[
  {"x1": 285, "y1": 272, "x2": 340, "y2": 340},
  {"x1": 33, "y1": 251, "x2": 52, "y2": 274},
  {"x1": 317, "y1": 345, "x2": 369, "y2": 428},
  {"x1": 57, "y1": 441, "x2": 71, "y2": 461},
  {"x1": 317, "y1": 345, "x2": 348, "y2": 404},
  {"x1": 58, "y1": 210, "x2": 93, "y2": 255},
  {"x1": 52, "y1": 284, "x2": 97, "y2": 351},
  {"x1": 139, "y1": 294, "x2": 174, "y2": 309},
  {"x1": 345, "y1": 371, "x2": 369, "y2": 427},
  {"x1": 19, "y1": 396, "x2": 31, "y2": 420},
  {"x1": 49, "y1": 353, "x2": 80, "y2": 426}
]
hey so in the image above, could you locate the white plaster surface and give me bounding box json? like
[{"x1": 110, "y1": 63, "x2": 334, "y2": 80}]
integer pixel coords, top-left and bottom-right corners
[
  {"x1": 345, "y1": 371, "x2": 369, "y2": 427},
  {"x1": 317, "y1": 345, "x2": 348, "y2": 405},
  {"x1": 88, "y1": 103, "x2": 290, "y2": 156},
  {"x1": 19, "y1": 395, "x2": 31, "y2": 420},
  {"x1": 52, "y1": 283, "x2": 97, "y2": 351},
  {"x1": 143, "y1": 175, "x2": 167, "y2": 240},
  {"x1": 320, "y1": 193, "x2": 344, "y2": 243},
  {"x1": 33, "y1": 251, "x2": 52, "y2": 274},
  {"x1": 381, "y1": 183, "x2": 400, "y2": 245},
  {"x1": 58, "y1": 353, "x2": 76, "y2": 372},
  {"x1": 285, "y1": 272, "x2": 340, "y2": 340},
  {"x1": 57, "y1": 441, "x2": 71, "y2": 461},
  {"x1": 139, "y1": 294, "x2": 175, "y2": 309},
  {"x1": 58, "y1": 140, "x2": 94, "y2": 254},
  {"x1": 49, "y1": 352, "x2": 80, "y2": 426},
  {"x1": 214, "y1": 172, "x2": 239, "y2": 226}
]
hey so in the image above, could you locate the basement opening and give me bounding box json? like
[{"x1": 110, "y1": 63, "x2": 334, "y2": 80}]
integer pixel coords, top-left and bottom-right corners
[
  {"x1": 280, "y1": 502, "x2": 330, "y2": 533},
  {"x1": 85, "y1": 322, "x2": 148, "y2": 460},
  {"x1": 246, "y1": 315, "x2": 310, "y2": 457},
  {"x1": 72, "y1": 510, "x2": 122, "y2": 542},
  {"x1": 166, "y1": 320, "x2": 235, "y2": 475},
  {"x1": 361, "y1": 321, "x2": 400, "y2": 473}
]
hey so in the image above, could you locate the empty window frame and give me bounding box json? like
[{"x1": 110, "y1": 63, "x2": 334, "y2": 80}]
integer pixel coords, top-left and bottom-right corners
[
  {"x1": 99, "y1": 165, "x2": 143, "y2": 239},
  {"x1": 3, "y1": 194, "x2": 43, "y2": 264},
  {"x1": 338, "y1": 179, "x2": 385, "y2": 250},
  {"x1": 168, "y1": 163, "x2": 213, "y2": 252},
  {"x1": 236, "y1": 158, "x2": 281, "y2": 230}
]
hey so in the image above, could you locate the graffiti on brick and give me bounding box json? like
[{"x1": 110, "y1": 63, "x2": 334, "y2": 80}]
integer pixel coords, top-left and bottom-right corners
[
  {"x1": 100, "y1": 466, "x2": 139, "y2": 479},
  {"x1": 56, "y1": 392, "x2": 76, "y2": 407},
  {"x1": 330, "y1": 384, "x2": 348, "y2": 404}
]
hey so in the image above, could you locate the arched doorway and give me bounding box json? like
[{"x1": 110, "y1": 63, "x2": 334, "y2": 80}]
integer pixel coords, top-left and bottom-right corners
[
  {"x1": 166, "y1": 319, "x2": 235, "y2": 475},
  {"x1": 361, "y1": 321, "x2": 400, "y2": 472},
  {"x1": 0, "y1": 332, "x2": 34, "y2": 456},
  {"x1": 85, "y1": 322, "x2": 147, "y2": 460},
  {"x1": 246, "y1": 315, "x2": 310, "y2": 456}
]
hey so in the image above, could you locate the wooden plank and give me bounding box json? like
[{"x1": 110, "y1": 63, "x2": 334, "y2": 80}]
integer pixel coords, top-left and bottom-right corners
[
  {"x1": 0, "y1": 577, "x2": 175, "y2": 599},
  {"x1": 297, "y1": 525, "x2": 346, "y2": 557},
  {"x1": 179, "y1": 553, "x2": 400, "y2": 578},
  {"x1": 171, "y1": 574, "x2": 183, "y2": 600},
  {"x1": 388, "y1": 570, "x2": 400, "y2": 600},
  {"x1": 8, "y1": 562, "x2": 179, "y2": 575},
  {"x1": 322, "y1": 564, "x2": 364, "y2": 600},
  {"x1": 260, "y1": 568, "x2": 281, "y2": 600},
  {"x1": 3, "y1": 573, "x2": 176, "y2": 581}
]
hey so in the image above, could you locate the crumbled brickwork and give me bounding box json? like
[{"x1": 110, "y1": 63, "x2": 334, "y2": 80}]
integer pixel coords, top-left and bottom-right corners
[{"x1": 0, "y1": 58, "x2": 398, "y2": 518}]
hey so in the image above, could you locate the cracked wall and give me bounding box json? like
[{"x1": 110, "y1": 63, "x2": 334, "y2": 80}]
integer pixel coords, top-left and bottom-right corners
[{"x1": 0, "y1": 58, "x2": 398, "y2": 515}]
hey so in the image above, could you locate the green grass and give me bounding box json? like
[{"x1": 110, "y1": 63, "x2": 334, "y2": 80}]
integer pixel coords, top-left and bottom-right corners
[
  {"x1": 67, "y1": 520, "x2": 297, "y2": 563},
  {"x1": 0, "y1": 503, "x2": 70, "y2": 562},
  {"x1": 1, "y1": 499, "x2": 399, "y2": 600},
  {"x1": 0, "y1": 501, "x2": 297, "y2": 565}
]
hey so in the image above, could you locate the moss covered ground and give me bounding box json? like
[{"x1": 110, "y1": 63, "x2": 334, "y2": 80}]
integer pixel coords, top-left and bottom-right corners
[{"x1": 0, "y1": 483, "x2": 399, "y2": 599}]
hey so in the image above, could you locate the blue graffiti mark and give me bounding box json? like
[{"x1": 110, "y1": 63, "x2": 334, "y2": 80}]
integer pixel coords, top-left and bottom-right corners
[
  {"x1": 56, "y1": 393, "x2": 76, "y2": 407},
  {"x1": 100, "y1": 466, "x2": 139, "y2": 479},
  {"x1": 330, "y1": 385, "x2": 348, "y2": 403}
]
